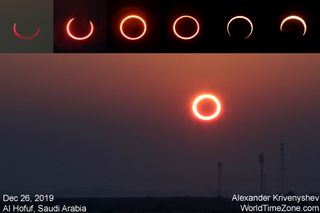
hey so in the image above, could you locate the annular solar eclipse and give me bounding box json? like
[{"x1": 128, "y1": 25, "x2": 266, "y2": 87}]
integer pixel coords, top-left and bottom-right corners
[
  {"x1": 66, "y1": 18, "x2": 95, "y2": 41},
  {"x1": 13, "y1": 22, "x2": 41, "y2": 40},
  {"x1": 120, "y1": 15, "x2": 147, "y2": 40},
  {"x1": 227, "y1": 16, "x2": 253, "y2": 39},
  {"x1": 280, "y1": 15, "x2": 307, "y2": 36},
  {"x1": 173, "y1": 15, "x2": 200, "y2": 40},
  {"x1": 192, "y1": 94, "x2": 222, "y2": 121}
]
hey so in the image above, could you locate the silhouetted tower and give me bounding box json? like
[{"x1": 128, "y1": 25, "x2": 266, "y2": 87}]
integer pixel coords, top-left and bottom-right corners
[
  {"x1": 259, "y1": 154, "x2": 265, "y2": 194},
  {"x1": 217, "y1": 162, "x2": 223, "y2": 197},
  {"x1": 280, "y1": 143, "x2": 286, "y2": 194}
]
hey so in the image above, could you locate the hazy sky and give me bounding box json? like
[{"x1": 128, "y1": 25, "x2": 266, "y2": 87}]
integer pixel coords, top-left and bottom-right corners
[{"x1": 0, "y1": 55, "x2": 319, "y2": 197}]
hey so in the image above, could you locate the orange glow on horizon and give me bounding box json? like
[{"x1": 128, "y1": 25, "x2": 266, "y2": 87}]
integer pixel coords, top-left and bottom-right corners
[
  {"x1": 192, "y1": 94, "x2": 222, "y2": 121},
  {"x1": 120, "y1": 15, "x2": 147, "y2": 41},
  {"x1": 173, "y1": 15, "x2": 200, "y2": 40},
  {"x1": 66, "y1": 18, "x2": 94, "y2": 41},
  {"x1": 13, "y1": 22, "x2": 40, "y2": 40}
]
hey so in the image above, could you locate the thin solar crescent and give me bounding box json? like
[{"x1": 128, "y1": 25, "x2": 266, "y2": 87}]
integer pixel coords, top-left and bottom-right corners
[
  {"x1": 66, "y1": 18, "x2": 95, "y2": 41},
  {"x1": 280, "y1": 15, "x2": 307, "y2": 36},
  {"x1": 13, "y1": 22, "x2": 40, "y2": 40},
  {"x1": 227, "y1": 16, "x2": 253, "y2": 39}
]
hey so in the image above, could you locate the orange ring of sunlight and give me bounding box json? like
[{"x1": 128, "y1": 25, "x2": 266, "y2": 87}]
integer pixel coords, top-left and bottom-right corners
[
  {"x1": 66, "y1": 18, "x2": 94, "y2": 41},
  {"x1": 192, "y1": 94, "x2": 222, "y2": 121},
  {"x1": 120, "y1": 15, "x2": 147, "y2": 40},
  {"x1": 173, "y1": 15, "x2": 200, "y2": 40},
  {"x1": 227, "y1": 16, "x2": 253, "y2": 39},
  {"x1": 13, "y1": 22, "x2": 40, "y2": 40},
  {"x1": 280, "y1": 15, "x2": 307, "y2": 36}
]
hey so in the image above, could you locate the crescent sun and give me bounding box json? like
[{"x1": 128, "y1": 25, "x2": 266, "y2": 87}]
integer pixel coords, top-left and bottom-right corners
[
  {"x1": 66, "y1": 18, "x2": 94, "y2": 41},
  {"x1": 280, "y1": 15, "x2": 307, "y2": 36},
  {"x1": 13, "y1": 22, "x2": 40, "y2": 40},
  {"x1": 227, "y1": 16, "x2": 253, "y2": 39}
]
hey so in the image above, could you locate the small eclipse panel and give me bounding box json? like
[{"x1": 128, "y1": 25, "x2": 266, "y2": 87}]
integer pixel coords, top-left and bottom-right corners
[{"x1": 1, "y1": 0, "x2": 320, "y2": 53}]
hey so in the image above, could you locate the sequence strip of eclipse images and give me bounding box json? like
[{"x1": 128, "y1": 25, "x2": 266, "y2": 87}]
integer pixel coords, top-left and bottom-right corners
[{"x1": 13, "y1": 15, "x2": 307, "y2": 41}]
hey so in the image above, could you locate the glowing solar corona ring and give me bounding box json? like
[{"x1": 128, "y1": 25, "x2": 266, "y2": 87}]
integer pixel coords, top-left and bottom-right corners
[
  {"x1": 173, "y1": 15, "x2": 200, "y2": 40},
  {"x1": 120, "y1": 15, "x2": 147, "y2": 40},
  {"x1": 227, "y1": 16, "x2": 254, "y2": 39},
  {"x1": 66, "y1": 18, "x2": 95, "y2": 41},
  {"x1": 192, "y1": 94, "x2": 222, "y2": 121},
  {"x1": 280, "y1": 15, "x2": 307, "y2": 36},
  {"x1": 13, "y1": 22, "x2": 40, "y2": 40}
]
